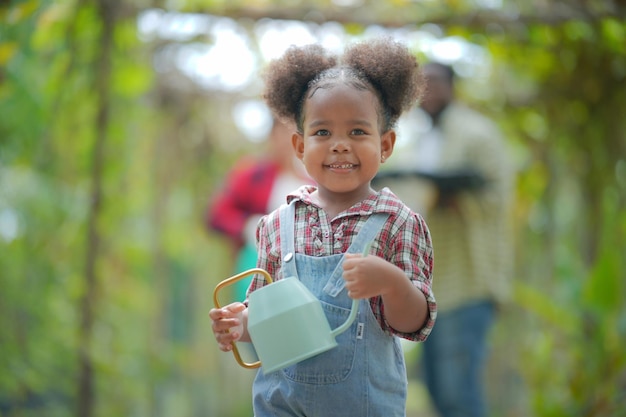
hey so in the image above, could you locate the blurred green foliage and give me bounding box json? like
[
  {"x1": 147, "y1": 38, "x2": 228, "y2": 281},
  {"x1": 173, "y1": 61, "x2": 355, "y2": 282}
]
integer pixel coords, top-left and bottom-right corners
[{"x1": 1, "y1": 1, "x2": 624, "y2": 416}]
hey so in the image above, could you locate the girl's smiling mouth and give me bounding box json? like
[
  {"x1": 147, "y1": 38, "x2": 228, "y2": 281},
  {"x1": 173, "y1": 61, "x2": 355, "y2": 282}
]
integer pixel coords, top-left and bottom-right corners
[{"x1": 327, "y1": 163, "x2": 358, "y2": 169}]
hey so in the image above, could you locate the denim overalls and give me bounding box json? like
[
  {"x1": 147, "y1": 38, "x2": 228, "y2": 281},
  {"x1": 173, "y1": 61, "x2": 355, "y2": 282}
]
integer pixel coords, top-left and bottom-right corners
[{"x1": 252, "y1": 201, "x2": 408, "y2": 416}]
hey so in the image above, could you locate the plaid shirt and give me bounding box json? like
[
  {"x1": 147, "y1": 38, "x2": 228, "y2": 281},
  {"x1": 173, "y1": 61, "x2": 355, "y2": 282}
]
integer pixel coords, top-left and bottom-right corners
[{"x1": 248, "y1": 185, "x2": 437, "y2": 342}]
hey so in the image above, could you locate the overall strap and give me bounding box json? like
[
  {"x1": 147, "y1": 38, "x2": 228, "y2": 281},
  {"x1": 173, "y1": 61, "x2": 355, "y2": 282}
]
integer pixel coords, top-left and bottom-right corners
[
  {"x1": 278, "y1": 200, "x2": 390, "y2": 296},
  {"x1": 322, "y1": 212, "x2": 389, "y2": 297},
  {"x1": 279, "y1": 200, "x2": 298, "y2": 279}
]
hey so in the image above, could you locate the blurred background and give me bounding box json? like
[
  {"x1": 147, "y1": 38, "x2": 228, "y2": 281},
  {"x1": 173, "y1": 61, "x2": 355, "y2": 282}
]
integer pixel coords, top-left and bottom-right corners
[{"x1": 1, "y1": 0, "x2": 625, "y2": 416}]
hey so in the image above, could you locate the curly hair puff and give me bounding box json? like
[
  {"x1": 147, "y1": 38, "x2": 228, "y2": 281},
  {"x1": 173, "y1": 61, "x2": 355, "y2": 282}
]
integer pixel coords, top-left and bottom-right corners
[{"x1": 262, "y1": 37, "x2": 424, "y2": 133}]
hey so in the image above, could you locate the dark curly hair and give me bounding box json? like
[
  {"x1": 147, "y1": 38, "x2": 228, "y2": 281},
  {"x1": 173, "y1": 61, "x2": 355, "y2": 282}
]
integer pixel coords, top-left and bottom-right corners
[{"x1": 262, "y1": 37, "x2": 424, "y2": 133}]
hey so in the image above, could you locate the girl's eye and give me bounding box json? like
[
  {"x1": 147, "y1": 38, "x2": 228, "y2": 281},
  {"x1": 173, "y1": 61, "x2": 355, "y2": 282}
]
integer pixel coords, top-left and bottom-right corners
[
  {"x1": 315, "y1": 129, "x2": 330, "y2": 136},
  {"x1": 351, "y1": 129, "x2": 366, "y2": 135}
]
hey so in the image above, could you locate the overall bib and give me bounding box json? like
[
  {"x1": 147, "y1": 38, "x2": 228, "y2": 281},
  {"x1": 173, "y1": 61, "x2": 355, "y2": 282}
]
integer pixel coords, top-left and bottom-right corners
[{"x1": 252, "y1": 201, "x2": 408, "y2": 417}]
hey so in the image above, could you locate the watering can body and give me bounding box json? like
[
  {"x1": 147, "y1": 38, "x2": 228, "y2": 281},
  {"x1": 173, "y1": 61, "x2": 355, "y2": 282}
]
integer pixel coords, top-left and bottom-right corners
[
  {"x1": 247, "y1": 276, "x2": 345, "y2": 374},
  {"x1": 213, "y1": 268, "x2": 358, "y2": 375}
]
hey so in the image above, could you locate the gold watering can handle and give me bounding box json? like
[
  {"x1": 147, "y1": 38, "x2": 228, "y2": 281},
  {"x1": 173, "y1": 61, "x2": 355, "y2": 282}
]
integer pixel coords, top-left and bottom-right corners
[{"x1": 212, "y1": 268, "x2": 273, "y2": 369}]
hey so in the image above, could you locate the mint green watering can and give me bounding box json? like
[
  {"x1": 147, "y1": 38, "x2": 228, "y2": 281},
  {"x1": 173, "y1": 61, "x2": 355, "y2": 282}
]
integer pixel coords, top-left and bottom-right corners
[{"x1": 213, "y1": 268, "x2": 359, "y2": 375}]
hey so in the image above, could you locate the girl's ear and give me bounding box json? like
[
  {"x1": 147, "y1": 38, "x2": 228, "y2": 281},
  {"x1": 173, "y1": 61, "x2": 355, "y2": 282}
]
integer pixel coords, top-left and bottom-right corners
[
  {"x1": 292, "y1": 132, "x2": 305, "y2": 161},
  {"x1": 380, "y1": 130, "x2": 396, "y2": 162}
]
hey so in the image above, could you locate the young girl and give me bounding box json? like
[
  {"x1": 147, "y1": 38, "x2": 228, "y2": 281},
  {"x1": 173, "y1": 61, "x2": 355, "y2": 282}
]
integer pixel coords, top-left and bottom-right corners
[{"x1": 210, "y1": 37, "x2": 437, "y2": 416}]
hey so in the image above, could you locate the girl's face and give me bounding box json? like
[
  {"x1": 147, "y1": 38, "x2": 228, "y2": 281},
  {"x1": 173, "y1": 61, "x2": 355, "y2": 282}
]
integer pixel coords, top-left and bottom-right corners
[{"x1": 293, "y1": 83, "x2": 395, "y2": 208}]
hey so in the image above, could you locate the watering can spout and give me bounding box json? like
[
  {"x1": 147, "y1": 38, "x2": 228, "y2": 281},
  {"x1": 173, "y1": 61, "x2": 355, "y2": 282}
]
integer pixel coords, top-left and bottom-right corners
[{"x1": 330, "y1": 242, "x2": 370, "y2": 337}]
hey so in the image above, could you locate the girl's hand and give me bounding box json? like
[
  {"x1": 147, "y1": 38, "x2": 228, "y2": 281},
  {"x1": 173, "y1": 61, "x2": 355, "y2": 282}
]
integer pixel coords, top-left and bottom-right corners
[
  {"x1": 209, "y1": 302, "x2": 246, "y2": 352},
  {"x1": 342, "y1": 253, "x2": 394, "y2": 299}
]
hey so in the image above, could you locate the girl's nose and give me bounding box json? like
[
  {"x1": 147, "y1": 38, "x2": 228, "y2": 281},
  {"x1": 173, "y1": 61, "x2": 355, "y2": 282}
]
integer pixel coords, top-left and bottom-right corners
[{"x1": 330, "y1": 136, "x2": 350, "y2": 152}]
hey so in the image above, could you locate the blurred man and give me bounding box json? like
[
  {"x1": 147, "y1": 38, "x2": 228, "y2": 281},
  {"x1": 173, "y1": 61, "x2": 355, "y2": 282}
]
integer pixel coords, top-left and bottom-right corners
[{"x1": 374, "y1": 62, "x2": 515, "y2": 417}]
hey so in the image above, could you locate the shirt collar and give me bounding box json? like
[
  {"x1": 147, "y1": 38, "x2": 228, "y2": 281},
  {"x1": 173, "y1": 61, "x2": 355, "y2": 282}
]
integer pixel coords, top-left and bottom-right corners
[{"x1": 286, "y1": 185, "x2": 400, "y2": 217}]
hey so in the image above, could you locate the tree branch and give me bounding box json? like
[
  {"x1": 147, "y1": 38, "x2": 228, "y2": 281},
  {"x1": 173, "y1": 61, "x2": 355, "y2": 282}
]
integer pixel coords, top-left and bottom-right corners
[{"x1": 179, "y1": 3, "x2": 624, "y2": 30}]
